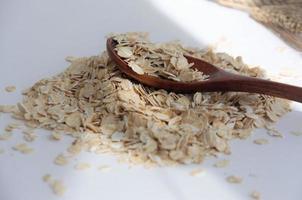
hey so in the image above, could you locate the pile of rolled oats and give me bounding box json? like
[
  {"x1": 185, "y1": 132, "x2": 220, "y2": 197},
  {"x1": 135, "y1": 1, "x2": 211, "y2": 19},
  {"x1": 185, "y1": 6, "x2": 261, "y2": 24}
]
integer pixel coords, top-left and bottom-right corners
[{"x1": 2, "y1": 33, "x2": 290, "y2": 166}]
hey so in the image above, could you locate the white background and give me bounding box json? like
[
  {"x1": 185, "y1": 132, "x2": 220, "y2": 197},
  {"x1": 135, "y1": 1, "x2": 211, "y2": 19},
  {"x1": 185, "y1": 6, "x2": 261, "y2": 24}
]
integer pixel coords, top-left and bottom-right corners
[{"x1": 1, "y1": 0, "x2": 302, "y2": 200}]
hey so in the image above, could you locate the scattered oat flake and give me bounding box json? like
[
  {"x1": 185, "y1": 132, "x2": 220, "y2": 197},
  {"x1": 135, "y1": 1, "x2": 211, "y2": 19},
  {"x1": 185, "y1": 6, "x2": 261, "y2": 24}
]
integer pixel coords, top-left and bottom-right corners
[
  {"x1": 11, "y1": 122, "x2": 21, "y2": 128},
  {"x1": 290, "y1": 130, "x2": 302, "y2": 136},
  {"x1": 190, "y1": 168, "x2": 206, "y2": 177},
  {"x1": 74, "y1": 162, "x2": 91, "y2": 170},
  {"x1": 253, "y1": 138, "x2": 269, "y2": 145},
  {"x1": 22, "y1": 129, "x2": 34, "y2": 134},
  {"x1": 0, "y1": 132, "x2": 12, "y2": 140},
  {"x1": 43, "y1": 174, "x2": 52, "y2": 183},
  {"x1": 12, "y1": 143, "x2": 33, "y2": 154},
  {"x1": 23, "y1": 134, "x2": 35, "y2": 142},
  {"x1": 67, "y1": 143, "x2": 82, "y2": 156},
  {"x1": 23, "y1": 132, "x2": 37, "y2": 142},
  {"x1": 213, "y1": 159, "x2": 230, "y2": 168},
  {"x1": 0, "y1": 105, "x2": 17, "y2": 113},
  {"x1": 266, "y1": 127, "x2": 283, "y2": 138},
  {"x1": 5, "y1": 85, "x2": 16, "y2": 92},
  {"x1": 226, "y1": 175, "x2": 243, "y2": 184},
  {"x1": 5, "y1": 126, "x2": 13, "y2": 132},
  {"x1": 50, "y1": 132, "x2": 62, "y2": 141},
  {"x1": 97, "y1": 165, "x2": 111, "y2": 172},
  {"x1": 250, "y1": 191, "x2": 261, "y2": 200},
  {"x1": 54, "y1": 154, "x2": 69, "y2": 166},
  {"x1": 51, "y1": 179, "x2": 66, "y2": 196},
  {"x1": 5, "y1": 123, "x2": 20, "y2": 132}
]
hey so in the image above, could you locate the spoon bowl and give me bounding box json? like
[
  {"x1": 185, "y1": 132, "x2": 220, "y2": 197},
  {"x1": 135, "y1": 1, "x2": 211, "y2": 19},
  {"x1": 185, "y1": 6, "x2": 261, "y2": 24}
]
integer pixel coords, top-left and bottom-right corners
[{"x1": 107, "y1": 37, "x2": 302, "y2": 102}]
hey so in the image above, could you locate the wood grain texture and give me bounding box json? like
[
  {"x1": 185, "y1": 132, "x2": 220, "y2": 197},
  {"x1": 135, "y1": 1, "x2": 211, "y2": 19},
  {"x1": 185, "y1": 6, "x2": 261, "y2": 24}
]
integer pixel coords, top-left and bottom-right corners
[{"x1": 107, "y1": 38, "x2": 302, "y2": 102}]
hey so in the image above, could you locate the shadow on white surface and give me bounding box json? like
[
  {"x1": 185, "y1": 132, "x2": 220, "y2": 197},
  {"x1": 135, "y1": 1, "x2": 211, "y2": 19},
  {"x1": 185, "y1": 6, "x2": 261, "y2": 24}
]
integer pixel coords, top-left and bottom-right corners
[{"x1": 1, "y1": 0, "x2": 302, "y2": 200}]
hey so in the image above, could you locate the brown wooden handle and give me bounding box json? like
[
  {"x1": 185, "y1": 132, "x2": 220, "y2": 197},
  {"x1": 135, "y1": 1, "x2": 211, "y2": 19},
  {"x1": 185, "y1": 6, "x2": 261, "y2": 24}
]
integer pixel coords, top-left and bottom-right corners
[{"x1": 211, "y1": 73, "x2": 302, "y2": 102}]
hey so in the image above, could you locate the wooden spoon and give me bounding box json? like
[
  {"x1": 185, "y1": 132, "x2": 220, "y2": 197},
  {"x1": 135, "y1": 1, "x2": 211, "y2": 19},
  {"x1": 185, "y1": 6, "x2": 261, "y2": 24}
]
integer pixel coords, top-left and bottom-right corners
[{"x1": 107, "y1": 38, "x2": 302, "y2": 103}]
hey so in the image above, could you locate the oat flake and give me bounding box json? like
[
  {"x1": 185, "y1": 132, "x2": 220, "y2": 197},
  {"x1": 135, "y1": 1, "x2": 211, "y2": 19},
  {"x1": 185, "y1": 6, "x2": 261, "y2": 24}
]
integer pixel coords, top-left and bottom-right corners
[
  {"x1": 253, "y1": 138, "x2": 269, "y2": 145},
  {"x1": 51, "y1": 179, "x2": 66, "y2": 196},
  {"x1": 43, "y1": 174, "x2": 52, "y2": 183},
  {"x1": 50, "y1": 132, "x2": 62, "y2": 141},
  {"x1": 290, "y1": 130, "x2": 302, "y2": 136},
  {"x1": 23, "y1": 131, "x2": 37, "y2": 142},
  {"x1": 54, "y1": 154, "x2": 69, "y2": 166},
  {"x1": 74, "y1": 162, "x2": 91, "y2": 170},
  {"x1": 5, "y1": 85, "x2": 16, "y2": 92},
  {"x1": 250, "y1": 190, "x2": 261, "y2": 199},
  {"x1": 213, "y1": 159, "x2": 230, "y2": 168},
  {"x1": 190, "y1": 168, "x2": 206, "y2": 177},
  {"x1": 97, "y1": 165, "x2": 111, "y2": 172},
  {"x1": 0, "y1": 132, "x2": 12, "y2": 140},
  {"x1": 12, "y1": 143, "x2": 33, "y2": 154},
  {"x1": 226, "y1": 175, "x2": 243, "y2": 184}
]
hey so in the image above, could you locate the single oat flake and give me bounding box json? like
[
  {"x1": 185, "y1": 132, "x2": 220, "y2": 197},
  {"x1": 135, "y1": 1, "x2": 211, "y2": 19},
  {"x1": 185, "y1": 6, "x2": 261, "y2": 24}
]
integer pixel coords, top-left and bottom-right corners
[
  {"x1": 5, "y1": 122, "x2": 20, "y2": 132},
  {"x1": 266, "y1": 126, "x2": 283, "y2": 137},
  {"x1": 253, "y1": 138, "x2": 269, "y2": 145},
  {"x1": 23, "y1": 130, "x2": 37, "y2": 142},
  {"x1": 43, "y1": 174, "x2": 52, "y2": 183},
  {"x1": 51, "y1": 179, "x2": 66, "y2": 196},
  {"x1": 43, "y1": 174, "x2": 66, "y2": 196},
  {"x1": 213, "y1": 159, "x2": 230, "y2": 168},
  {"x1": 97, "y1": 165, "x2": 112, "y2": 172},
  {"x1": 250, "y1": 190, "x2": 261, "y2": 199},
  {"x1": 290, "y1": 130, "x2": 302, "y2": 136},
  {"x1": 54, "y1": 154, "x2": 69, "y2": 166},
  {"x1": 0, "y1": 132, "x2": 12, "y2": 141},
  {"x1": 190, "y1": 168, "x2": 206, "y2": 177},
  {"x1": 0, "y1": 105, "x2": 17, "y2": 113},
  {"x1": 5, "y1": 85, "x2": 16, "y2": 92},
  {"x1": 74, "y1": 162, "x2": 91, "y2": 170},
  {"x1": 1, "y1": 32, "x2": 290, "y2": 166},
  {"x1": 50, "y1": 132, "x2": 62, "y2": 141},
  {"x1": 12, "y1": 143, "x2": 33, "y2": 154},
  {"x1": 226, "y1": 175, "x2": 243, "y2": 184}
]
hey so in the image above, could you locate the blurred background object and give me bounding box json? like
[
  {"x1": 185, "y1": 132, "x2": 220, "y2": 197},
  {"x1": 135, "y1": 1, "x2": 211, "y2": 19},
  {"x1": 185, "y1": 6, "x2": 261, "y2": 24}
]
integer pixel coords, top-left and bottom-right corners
[{"x1": 215, "y1": 0, "x2": 302, "y2": 51}]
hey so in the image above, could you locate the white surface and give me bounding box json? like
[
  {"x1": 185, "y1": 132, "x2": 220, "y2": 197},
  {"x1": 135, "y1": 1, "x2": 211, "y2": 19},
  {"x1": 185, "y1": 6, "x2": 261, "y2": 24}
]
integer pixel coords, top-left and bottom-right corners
[{"x1": 1, "y1": 0, "x2": 302, "y2": 200}]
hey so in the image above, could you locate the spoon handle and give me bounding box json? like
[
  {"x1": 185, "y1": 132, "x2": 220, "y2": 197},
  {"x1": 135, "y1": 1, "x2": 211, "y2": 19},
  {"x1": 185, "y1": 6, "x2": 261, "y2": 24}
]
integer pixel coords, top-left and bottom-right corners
[{"x1": 213, "y1": 74, "x2": 302, "y2": 102}]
